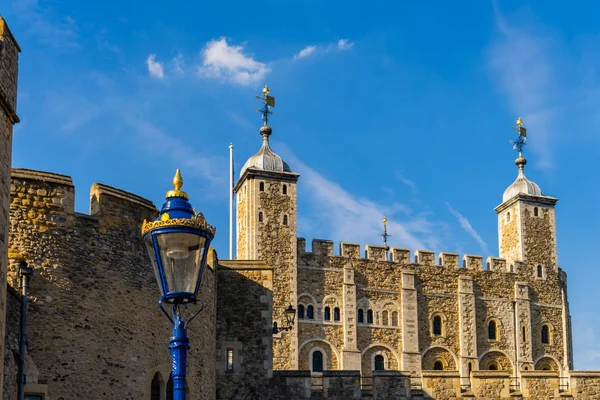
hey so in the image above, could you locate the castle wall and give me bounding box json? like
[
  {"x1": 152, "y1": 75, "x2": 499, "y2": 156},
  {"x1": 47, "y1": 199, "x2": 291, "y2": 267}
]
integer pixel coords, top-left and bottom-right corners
[
  {"x1": 2, "y1": 286, "x2": 20, "y2": 400},
  {"x1": 0, "y1": 17, "x2": 20, "y2": 392},
  {"x1": 8, "y1": 169, "x2": 217, "y2": 399},
  {"x1": 216, "y1": 260, "x2": 273, "y2": 400},
  {"x1": 296, "y1": 239, "x2": 568, "y2": 382}
]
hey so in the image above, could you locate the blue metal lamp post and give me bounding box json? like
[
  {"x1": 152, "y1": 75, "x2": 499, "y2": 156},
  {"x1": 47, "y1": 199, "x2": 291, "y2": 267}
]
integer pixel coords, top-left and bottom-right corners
[{"x1": 142, "y1": 170, "x2": 216, "y2": 400}]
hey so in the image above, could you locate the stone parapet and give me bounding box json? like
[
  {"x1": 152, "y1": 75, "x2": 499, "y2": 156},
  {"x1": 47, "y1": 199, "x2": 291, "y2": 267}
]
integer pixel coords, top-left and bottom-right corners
[
  {"x1": 365, "y1": 244, "x2": 388, "y2": 261},
  {"x1": 415, "y1": 250, "x2": 435, "y2": 266},
  {"x1": 421, "y1": 371, "x2": 461, "y2": 399},
  {"x1": 470, "y1": 371, "x2": 510, "y2": 398},
  {"x1": 439, "y1": 252, "x2": 459, "y2": 268},
  {"x1": 322, "y1": 370, "x2": 361, "y2": 398},
  {"x1": 372, "y1": 371, "x2": 411, "y2": 399}
]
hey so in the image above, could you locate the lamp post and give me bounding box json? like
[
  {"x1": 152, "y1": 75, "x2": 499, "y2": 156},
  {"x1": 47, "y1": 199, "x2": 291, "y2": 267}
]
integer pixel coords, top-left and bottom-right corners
[
  {"x1": 142, "y1": 170, "x2": 215, "y2": 400},
  {"x1": 272, "y1": 304, "x2": 296, "y2": 334}
]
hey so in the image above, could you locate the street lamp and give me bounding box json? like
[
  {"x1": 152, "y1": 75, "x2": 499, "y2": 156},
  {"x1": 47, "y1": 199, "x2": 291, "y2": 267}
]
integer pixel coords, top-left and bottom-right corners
[
  {"x1": 272, "y1": 304, "x2": 296, "y2": 334},
  {"x1": 142, "y1": 170, "x2": 216, "y2": 400}
]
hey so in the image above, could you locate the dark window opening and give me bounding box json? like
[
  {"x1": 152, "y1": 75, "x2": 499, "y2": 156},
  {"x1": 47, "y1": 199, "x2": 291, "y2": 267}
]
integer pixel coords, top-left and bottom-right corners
[
  {"x1": 522, "y1": 326, "x2": 527, "y2": 342},
  {"x1": 283, "y1": 184, "x2": 287, "y2": 195},
  {"x1": 298, "y1": 304, "x2": 305, "y2": 319},
  {"x1": 433, "y1": 315, "x2": 442, "y2": 336},
  {"x1": 167, "y1": 375, "x2": 174, "y2": 400},
  {"x1": 333, "y1": 307, "x2": 340, "y2": 321},
  {"x1": 307, "y1": 305, "x2": 314, "y2": 319},
  {"x1": 312, "y1": 351, "x2": 324, "y2": 373},
  {"x1": 367, "y1": 309, "x2": 373, "y2": 324},
  {"x1": 259, "y1": 182, "x2": 265, "y2": 191},
  {"x1": 534, "y1": 207, "x2": 539, "y2": 217},
  {"x1": 507, "y1": 212, "x2": 511, "y2": 222},
  {"x1": 488, "y1": 363, "x2": 498, "y2": 371},
  {"x1": 468, "y1": 362, "x2": 473, "y2": 375},
  {"x1": 488, "y1": 320, "x2": 497, "y2": 341},
  {"x1": 258, "y1": 212, "x2": 263, "y2": 222},
  {"x1": 358, "y1": 309, "x2": 364, "y2": 323},
  {"x1": 374, "y1": 355, "x2": 385, "y2": 371},
  {"x1": 151, "y1": 373, "x2": 161, "y2": 400},
  {"x1": 542, "y1": 325, "x2": 550, "y2": 344},
  {"x1": 537, "y1": 265, "x2": 543, "y2": 278},
  {"x1": 324, "y1": 307, "x2": 331, "y2": 321},
  {"x1": 433, "y1": 361, "x2": 443, "y2": 370},
  {"x1": 283, "y1": 215, "x2": 288, "y2": 225}
]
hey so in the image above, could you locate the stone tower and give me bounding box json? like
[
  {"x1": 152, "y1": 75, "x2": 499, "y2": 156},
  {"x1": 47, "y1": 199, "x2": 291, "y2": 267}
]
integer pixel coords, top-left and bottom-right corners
[
  {"x1": 0, "y1": 16, "x2": 20, "y2": 390},
  {"x1": 495, "y1": 121, "x2": 558, "y2": 270},
  {"x1": 234, "y1": 87, "x2": 300, "y2": 369}
]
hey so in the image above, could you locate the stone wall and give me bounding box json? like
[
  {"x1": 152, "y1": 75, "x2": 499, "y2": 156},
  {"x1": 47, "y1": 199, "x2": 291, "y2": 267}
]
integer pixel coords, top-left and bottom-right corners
[
  {"x1": 8, "y1": 169, "x2": 217, "y2": 400},
  {"x1": 2, "y1": 286, "x2": 20, "y2": 400},
  {"x1": 216, "y1": 260, "x2": 273, "y2": 400},
  {"x1": 0, "y1": 16, "x2": 20, "y2": 392}
]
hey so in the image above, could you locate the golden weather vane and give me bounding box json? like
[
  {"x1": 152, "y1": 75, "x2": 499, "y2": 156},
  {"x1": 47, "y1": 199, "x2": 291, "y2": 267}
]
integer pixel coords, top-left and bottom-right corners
[
  {"x1": 379, "y1": 217, "x2": 391, "y2": 251},
  {"x1": 510, "y1": 117, "x2": 527, "y2": 156},
  {"x1": 255, "y1": 84, "x2": 276, "y2": 125}
]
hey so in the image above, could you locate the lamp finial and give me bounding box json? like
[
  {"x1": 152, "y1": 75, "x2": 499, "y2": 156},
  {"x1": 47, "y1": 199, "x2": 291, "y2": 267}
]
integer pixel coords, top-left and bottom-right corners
[{"x1": 166, "y1": 169, "x2": 189, "y2": 199}]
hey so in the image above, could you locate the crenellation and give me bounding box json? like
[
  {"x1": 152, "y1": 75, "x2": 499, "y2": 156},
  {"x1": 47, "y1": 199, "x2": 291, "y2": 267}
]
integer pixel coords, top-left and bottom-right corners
[
  {"x1": 297, "y1": 237, "x2": 306, "y2": 254},
  {"x1": 415, "y1": 249, "x2": 435, "y2": 266},
  {"x1": 463, "y1": 254, "x2": 483, "y2": 270},
  {"x1": 340, "y1": 242, "x2": 360, "y2": 259},
  {"x1": 487, "y1": 256, "x2": 507, "y2": 272},
  {"x1": 90, "y1": 182, "x2": 157, "y2": 223},
  {"x1": 439, "y1": 252, "x2": 459, "y2": 268},
  {"x1": 312, "y1": 238, "x2": 334, "y2": 256},
  {"x1": 390, "y1": 247, "x2": 410, "y2": 264},
  {"x1": 365, "y1": 244, "x2": 387, "y2": 261}
]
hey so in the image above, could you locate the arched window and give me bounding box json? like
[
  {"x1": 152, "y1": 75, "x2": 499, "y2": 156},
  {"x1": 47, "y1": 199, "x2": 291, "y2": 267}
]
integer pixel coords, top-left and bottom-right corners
[
  {"x1": 259, "y1": 182, "x2": 265, "y2": 191},
  {"x1": 488, "y1": 320, "x2": 498, "y2": 341},
  {"x1": 382, "y1": 310, "x2": 389, "y2": 326},
  {"x1": 307, "y1": 305, "x2": 314, "y2": 319},
  {"x1": 358, "y1": 309, "x2": 364, "y2": 323},
  {"x1": 283, "y1": 215, "x2": 288, "y2": 225},
  {"x1": 258, "y1": 212, "x2": 263, "y2": 222},
  {"x1": 433, "y1": 315, "x2": 442, "y2": 336},
  {"x1": 312, "y1": 351, "x2": 324, "y2": 373},
  {"x1": 433, "y1": 361, "x2": 443, "y2": 370},
  {"x1": 537, "y1": 265, "x2": 543, "y2": 278},
  {"x1": 283, "y1": 184, "x2": 287, "y2": 195},
  {"x1": 391, "y1": 311, "x2": 398, "y2": 326},
  {"x1": 367, "y1": 309, "x2": 373, "y2": 324},
  {"x1": 151, "y1": 373, "x2": 161, "y2": 400},
  {"x1": 534, "y1": 207, "x2": 539, "y2": 217},
  {"x1": 324, "y1": 307, "x2": 331, "y2": 321},
  {"x1": 374, "y1": 355, "x2": 385, "y2": 371},
  {"x1": 509, "y1": 264, "x2": 514, "y2": 273},
  {"x1": 488, "y1": 362, "x2": 498, "y2": 371},
  {"x1": 541, "y1": 325, "x2": 550, "y2": 344},
  {"x1": 167, "y1": 375, "x2": 174, "y2": 400},
  {"x1": 298, "y1": 304, "x2": 305, "y2": 319},
  {"x1": 333, "y1": 307, "x2": 340, "y2": 321}
]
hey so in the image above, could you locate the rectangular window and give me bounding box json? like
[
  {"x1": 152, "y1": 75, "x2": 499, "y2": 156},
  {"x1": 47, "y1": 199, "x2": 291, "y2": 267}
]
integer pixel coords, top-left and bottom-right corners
[
  {"x1": 25, "y1": 396, "x2": 44, "y2": 400},
  {"x1": 226, "y1": 349, "x2": 234, "y2": 371}
]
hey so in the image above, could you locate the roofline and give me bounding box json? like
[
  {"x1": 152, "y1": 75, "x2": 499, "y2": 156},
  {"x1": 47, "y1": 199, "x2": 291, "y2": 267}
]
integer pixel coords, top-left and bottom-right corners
[
  {"x1": 495, "y1": 193, "x2": 558, "y2": 213},
  {"x1": 234, "y1": 167, "x2": 300, "y2": 192}
]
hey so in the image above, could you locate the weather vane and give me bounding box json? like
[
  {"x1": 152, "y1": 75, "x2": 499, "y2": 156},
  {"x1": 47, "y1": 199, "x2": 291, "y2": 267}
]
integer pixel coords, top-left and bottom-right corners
[
  {"x1": 255, "y1": 84, "x2": 276, "y2": 125},
  {"x1": 379, "y1": 217, "x2": 391, "y2": 251},
  {"x1": 510, "y1": 117, "x2": 527, "y2": 156}
]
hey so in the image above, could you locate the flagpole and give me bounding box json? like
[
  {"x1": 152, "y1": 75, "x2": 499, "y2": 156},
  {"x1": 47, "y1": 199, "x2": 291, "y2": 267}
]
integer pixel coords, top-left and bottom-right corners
[{"x1": 229, "y1": 143, "x2": 234, "y2": 260}]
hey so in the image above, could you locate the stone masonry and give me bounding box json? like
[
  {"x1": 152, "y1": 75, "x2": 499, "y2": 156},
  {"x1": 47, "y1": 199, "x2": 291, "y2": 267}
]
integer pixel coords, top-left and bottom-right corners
[{"x1": 0, "y1": 16, "x2": 20, "y2": 392}]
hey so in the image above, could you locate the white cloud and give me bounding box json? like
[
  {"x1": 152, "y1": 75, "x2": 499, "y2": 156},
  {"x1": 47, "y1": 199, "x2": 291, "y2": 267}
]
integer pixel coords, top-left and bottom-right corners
[
  {"x1": 445, "y1": 202, "x2": 489, "y2": 256},
  {"x1": 172, "y1": 53, "x2": 185, "y2": 74},
  {"x1": 13, "y1": 0, "x2": 79, "y2": 48},
  {"x1": 198, "y1": 38, "x2": 270, "y2": 86},
  {"x1": 337, "y1": 39, "x2": 354, "y2": 51},
  {"x1": 294, "y1": 45, "x2": 317, "y2": 60},
  {"x1": 395, "y1": 170, "x2": 418, "y2": 194},
  {"x1": 146, "y1": 54, "x2": 165, "y2": 79}
]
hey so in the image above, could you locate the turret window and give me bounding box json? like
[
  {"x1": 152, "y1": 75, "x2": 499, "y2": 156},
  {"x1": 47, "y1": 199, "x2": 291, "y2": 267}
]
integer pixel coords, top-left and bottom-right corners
[
  {"x1": 333, "y1": 307, "x2": 341, "y2": 321},
  {"x1": 488, "y1": 320, "x2": 498, "y2": 341},
  {"x1": 283, "y1": 215, "x2": 288, "y2": 225},
  {"x1": 259, "y1": 182, "x2": 265, "y2": 191},
  {"x1": 374, "y1": 355, "x2": 385, "y2": 371},
  {"x1": 283, "y1": 184, "x2": 287, "y2": 195},
  {"x1": 367, "y1": 309, "x2": 374, "y2": 324},
  {"x1": 537, "y1": 265, "x2": 543, "y2": 278},
  {"x1": 541, "y1": 324, "x2": 551, "y2": 344},
  {"x1": 258, "y1": 212, "x2": 263, "y2": 222},
  {"x1": 534, "y1": 207, "x2": 539, "y2": 217},
  {"x1": 307, "y1": 305, "x2": 314, "y2": 319},
  {"x1": 433, "y1": 315, "x2": 443, "y2": 336},
  {"x1": 358, "y1": 309, "x2": 364, "y2": 323},
  {"x1": 298, "y1": 305, "x2": 305, "y2": 319},
  {"x1": 324, "y1": 307, "x2": 331, "y2": 321}
]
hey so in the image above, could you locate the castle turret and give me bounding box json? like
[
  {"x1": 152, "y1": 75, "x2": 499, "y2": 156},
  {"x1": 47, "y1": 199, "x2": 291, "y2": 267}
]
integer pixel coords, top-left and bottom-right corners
[
  {"x1": 234, "y1": 85, "x2": 300, "y2": 369},
  {"x1": 495, "y1": 118, "x2": 558, "y2": 271}
]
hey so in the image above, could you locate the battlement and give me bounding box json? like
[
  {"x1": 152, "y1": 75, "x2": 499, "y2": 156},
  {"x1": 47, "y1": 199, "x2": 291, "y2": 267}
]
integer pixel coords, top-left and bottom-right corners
[
  {"x1": 10, "y1": 168, "x2": 158, "y2": 230},
  {"x1": 0, "y1": 16, "x2": 21, "y2": 120},
  {"x1": 298, "y1": 237, "x2": 523, "y2": 273}
]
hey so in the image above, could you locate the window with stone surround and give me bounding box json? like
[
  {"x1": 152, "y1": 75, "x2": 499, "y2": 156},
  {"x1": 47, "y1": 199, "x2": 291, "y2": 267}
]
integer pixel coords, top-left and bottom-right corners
[
  {"x1": 283, "y1": 214, "x2": 288, "y2": 225},
  {"x1": 433, "y1": 361, "x2": 443, "y2": 370},
  {"x1": 432, "y1": 314, "x2": 444, "y2": 336},
  {"x1": 307, "y1": 305, "x2": 314, "y2": 319},
  {"x1": 298, "y1": 304, "x2": 305, "y2": 319},
  {"x1": 522, "y1": 326, "x2": 527, "y2": 343},
  {"x1": 536, "y1": 265, "x2": 544, "y2": 279},
  {"x1": 258, "y1": 211, "x2": 263, "y2": 222},
  {"x1": 488, "y1": 319, "x2": 499, "y2": 341},
  {"x1": 283, "y1": 184, "x2": 287, "y2": 195},
  {"x1": 358, "y1": 309, "x2": 364, "y2": 323},
  {"x1": 374, "y1": 355, "x2": 385, "y2": 371},
  {"x1": 382, "y1": 310, "x2": 389, "y2": 326},
  {"x1": 259, "y1": 182, "x2": 265, "y2": 191},
  {"x1": 534, "y1": 207, "x2": 539, "y2": 217},
  {"x1": 541, "y1": 324, "x2": 551, "y2": 344},
  {"x1": 324, "y1": 306, "x2": 331, "y2": 321},
  {"x1": 391, "y1": 311, "x2": 398, "y2": 326},
  {"x1": 226, "y1": 349, "x2": 234, "y2": 371},
  {"x1": 367, "y1": 309, "x2": 373, "y2": 324},
  {"x1": 311, "y1": 350, "x2": 325, "y2": 373},
  {"x1": 333, "y1": 307, "x2": 340, "y2": 321}
]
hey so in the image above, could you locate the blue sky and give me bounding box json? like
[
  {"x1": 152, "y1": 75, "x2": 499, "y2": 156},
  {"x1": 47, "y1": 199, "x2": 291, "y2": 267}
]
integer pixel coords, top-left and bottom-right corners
[{"x1": 4, "y1": 0, "x2": 600, "y2": 369}]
